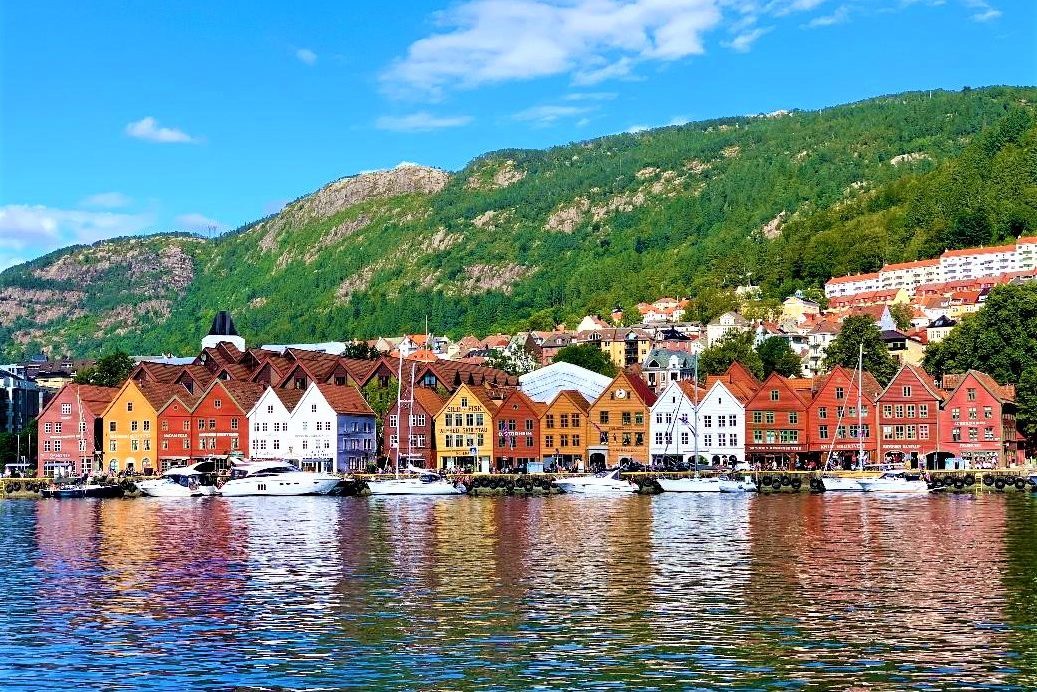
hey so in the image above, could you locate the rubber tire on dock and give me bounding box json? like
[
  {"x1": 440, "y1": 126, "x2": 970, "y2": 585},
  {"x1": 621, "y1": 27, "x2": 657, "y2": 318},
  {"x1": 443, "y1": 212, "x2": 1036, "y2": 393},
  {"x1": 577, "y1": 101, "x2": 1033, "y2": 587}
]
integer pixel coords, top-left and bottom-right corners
[
  {"x1": 995, "y1": 478, "x2": 1006, "y2": 490},
  {"x1": 965, "y1": 474, "x2": 976, "y2": 486},
  {"x1": 790, "y1": 477, "x2": 802, "y2": 490},
  {"x1": 761, "y1": 476, "x2": 773, "y2": 487},
  {"x1": 7, "y1": 482, "x2": 20, "y2": 492},
  {"x1": 954, "y1": 479, "x2": 965, "y2": 490},
  {"x1": 1015, "y1": 478, "x2": 1026, "y2": 491},
  {"x1": 983, "y1": 475, "x2": 994, "y2": 486},
  {"x1": 780, "y1": 475, "x2": 792, "y2": 487},
  {"x1": 809, "y1": 478, "x2": 821, "y2": 492}
]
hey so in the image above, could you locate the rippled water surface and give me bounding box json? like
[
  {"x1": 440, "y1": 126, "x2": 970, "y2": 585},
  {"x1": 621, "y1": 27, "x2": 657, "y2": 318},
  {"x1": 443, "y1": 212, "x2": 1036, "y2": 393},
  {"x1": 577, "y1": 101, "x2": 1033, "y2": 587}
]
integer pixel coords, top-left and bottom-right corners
[{"x1": 3, "y1": 493, "x2": 1037, "y2": 690}]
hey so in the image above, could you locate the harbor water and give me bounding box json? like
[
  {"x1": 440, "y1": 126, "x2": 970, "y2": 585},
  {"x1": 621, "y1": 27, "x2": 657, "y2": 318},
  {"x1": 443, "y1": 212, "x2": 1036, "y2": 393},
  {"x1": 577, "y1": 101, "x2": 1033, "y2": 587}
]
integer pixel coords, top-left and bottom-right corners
[{"x1": 3, "y1": 493, "x2": 1037, "y2": 689}]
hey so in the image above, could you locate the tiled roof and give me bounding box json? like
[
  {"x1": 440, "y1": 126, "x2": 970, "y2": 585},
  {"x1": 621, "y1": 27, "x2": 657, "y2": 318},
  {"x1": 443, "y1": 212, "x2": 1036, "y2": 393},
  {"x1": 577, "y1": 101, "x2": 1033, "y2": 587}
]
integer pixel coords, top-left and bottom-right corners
[
  {"x1": 882, "y1": 258, "x2": 940, "y2": 271},
  {"x1": 138, "y1": 382, "x2": 195, "y2": 411},
  {"x1": 826, "y1": 272, "x2": 880, "y2": 285},
  {"x1": 548, "y1": 389, "x2": 592, "y2": 413},
  {"x1": 315, "y1": 384, "x2": 375, "y2": 415},
  {"x1": 272, "y1": 387, "x2": 306, "y2": 411},
  {"x1": 622, "y1": 371, "x2": 658, "y2": 407},
  {"x1": 220, "y1": 381, "x2": 267, "y2": 414},
  {"x1": 411, "y1": 387, "x2": 449, "y2": 417},
  {"x1": 942, "y1": 244, "x2": 1015, "y2": 258}
]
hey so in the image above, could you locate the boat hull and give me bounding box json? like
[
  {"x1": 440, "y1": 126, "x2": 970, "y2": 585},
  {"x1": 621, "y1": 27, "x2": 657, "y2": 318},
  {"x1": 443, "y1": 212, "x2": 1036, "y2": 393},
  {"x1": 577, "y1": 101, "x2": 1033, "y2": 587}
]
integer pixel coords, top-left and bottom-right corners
[
  {"x1": 859, "y1": 480, "x2": 929, "y2": 494},
  {"x1": 553, "y1": 482, "x2": 637, "y2": 494},
  {"x1": 218, "y1": 474, "x2": 341, "y2": 497},
  {"x1": 657, "y1": 477, "x2": 723, "y2": 493},
  {"x1": 818, "y1": 476, "x2": 864, "y2": 492},
  {"x1": 718, "y1": 478, "x2": 757, "y2": 493},
  {"x1": 367, "y1": 479, "x2": 464, "y2": 495},
  {"x1": 42, "y1": 484, "x2": 124, "y2": 499},
  {"x1": 136, "y1": 479, "x2": 217, "y2": 498}
]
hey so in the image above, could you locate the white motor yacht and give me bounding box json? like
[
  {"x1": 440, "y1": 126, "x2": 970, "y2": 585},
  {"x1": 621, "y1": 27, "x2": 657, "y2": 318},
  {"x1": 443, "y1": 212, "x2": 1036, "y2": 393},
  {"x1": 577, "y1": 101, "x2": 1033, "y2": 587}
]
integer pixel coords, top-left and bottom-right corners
[
  {"x1": 367, "y1": 467, "x2": 465, "y2": 496},
  {"x1": 553, "y1": 468, "x2": 639, "y2": 494},
  {"x1": 859, "y1": 472, "x2": 930, "y2": 494},
  {"x1": 218, "y1": 460, "x2": 341, "y2": 497},
  {"x1": 818, "y1": 475, "x2": 864, "y2": 492},
  {"x1": 136, "y1": 461, "x2": 219, "y2": 498},
  {"x1": 657, "y1": 475, "x2": 723, "y2": 493}
]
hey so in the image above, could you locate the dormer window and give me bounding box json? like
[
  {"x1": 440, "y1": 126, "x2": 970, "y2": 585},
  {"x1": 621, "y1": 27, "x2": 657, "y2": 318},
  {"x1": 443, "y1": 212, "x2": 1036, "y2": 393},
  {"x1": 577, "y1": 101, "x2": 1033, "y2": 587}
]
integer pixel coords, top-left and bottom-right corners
[{"x1": 311, "y1": 404, "x2": 318, "y2": 413}]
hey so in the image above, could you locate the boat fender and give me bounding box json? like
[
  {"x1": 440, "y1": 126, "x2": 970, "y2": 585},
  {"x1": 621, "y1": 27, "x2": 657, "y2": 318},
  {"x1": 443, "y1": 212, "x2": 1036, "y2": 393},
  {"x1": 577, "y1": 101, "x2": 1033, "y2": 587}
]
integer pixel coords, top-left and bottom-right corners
[
  {"x1": 8, "y1": 482, "x2": 21, "y2": 492},
  {"x1": 995, "y1": 478, "x2": 1006, "y2": 490},
  {"x1": 761, "y1": 475, "x2": 773, "y2": 487},
  {"x1": 953, "y1": 479, "x2": 965, "y2": 490},
  {"x1": 964, "y1": 474, "x2": 976, "y2": 486},
  {"x1": 982, "y1": 475, "x2": 994, "y2": 486},
  {"x1": 809, "y1": 478, "x2": 821, "y2": 491},
  {"x1": 790, "y1": 477, "x2": 802, "y2": 490},
  {"x1": 780, "y1": 475, "x2": 792, "y2": 487},
  {"x1": 1014, "y1": 478, "x2": 1026, "y2": 491},
  {"x1": 454, "y1": 482, "x2": 468, "y2": 494}
]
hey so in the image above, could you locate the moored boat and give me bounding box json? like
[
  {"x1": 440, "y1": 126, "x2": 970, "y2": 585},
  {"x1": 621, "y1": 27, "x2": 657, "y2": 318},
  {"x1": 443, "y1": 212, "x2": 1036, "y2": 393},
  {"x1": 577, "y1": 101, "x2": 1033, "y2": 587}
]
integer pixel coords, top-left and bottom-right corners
[
  {"x1": 718, "y1": 475, "x2": 758, "y2": 493},
  {"x1": 657, "y1": 475, "x2": 723, "y2": 493},
  {"x1": 41, "y1": 483, "x2": 124, "y2": 499},
  {"x1": 218, "y1": 460, "x2": 341, "y2": 497},
  {"x1": 859, "y1": 472, "x2": 929, "y2": 494},
  {"x1": 136, "y1": 461, "x2": 219, "y2": 498},
  {"x1": 553, "y1": 468, "x2": 638, "y2": 494},
  {"x1": 367, "y1": 466, "x2": 466, "y2": 495},
  {"x1": 818, "y1": 475, "x2": 864, "y2": 492}
]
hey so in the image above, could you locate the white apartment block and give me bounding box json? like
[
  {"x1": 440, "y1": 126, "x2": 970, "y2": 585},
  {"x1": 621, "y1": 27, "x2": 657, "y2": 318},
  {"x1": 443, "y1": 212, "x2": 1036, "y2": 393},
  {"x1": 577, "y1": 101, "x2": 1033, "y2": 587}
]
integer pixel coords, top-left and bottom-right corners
[{"x1": 826, "y1": 238, "x2": 1037, "y2": 299}]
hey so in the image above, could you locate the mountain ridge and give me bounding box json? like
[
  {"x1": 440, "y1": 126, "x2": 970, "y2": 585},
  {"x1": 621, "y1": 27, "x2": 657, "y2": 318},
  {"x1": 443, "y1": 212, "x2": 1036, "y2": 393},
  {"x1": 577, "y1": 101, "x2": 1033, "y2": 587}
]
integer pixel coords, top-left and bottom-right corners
[{"x1": 3, "y1": 85, "x2": 1036, "y2": 359}]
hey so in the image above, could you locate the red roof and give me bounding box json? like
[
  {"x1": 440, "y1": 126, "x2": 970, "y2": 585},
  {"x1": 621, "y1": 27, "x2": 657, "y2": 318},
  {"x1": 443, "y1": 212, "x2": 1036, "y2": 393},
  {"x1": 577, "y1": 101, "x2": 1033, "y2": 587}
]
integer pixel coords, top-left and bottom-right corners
[
  {"x1": 272, "y1": 387, "x2": 305, "y2": 411},
  {"x1": 315, "y1": 384, "x2": 375, "y2": 415},
  {"x1": 883, "y1": 258, "x2": 940, "y2": 271},
  {"x1": 942, "y1": 244, "x2": 1015, "y2": 258},
  {"x1": 826, "y1": 272, "x2": 880, "y2": 285}
]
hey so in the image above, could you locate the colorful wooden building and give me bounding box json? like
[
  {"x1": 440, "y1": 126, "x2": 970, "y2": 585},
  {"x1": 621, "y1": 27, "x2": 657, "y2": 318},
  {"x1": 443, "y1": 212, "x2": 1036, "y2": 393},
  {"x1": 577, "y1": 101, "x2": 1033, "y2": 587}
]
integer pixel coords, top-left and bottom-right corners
[
  {"x1": 191, "y1": 380, "x2": 265, "y2": 468},
  {"x1": 434, "y1": 383, "x2": 497, "y2": 473},
  {"x1": 101, "y1": 381, "x2": 189, "y2": 474},
  {"x1": 386, "y1": 386, "x2": 447, "y2": 470},
  {"x1": 36, "y1": 383, "x2": 118, "y2": 477},
  {"x1": 745, "y1": 373, "x2": 812, "y2": 469},
  {"x1": 806, "y1": 366, "x2": 882, "y2": 469},
  {"x1": 492, "y1": 389, "x2": 545, "y2": 472},
  {"x1": 877, "y1": 364, "x2": 945, "y2": 469},
  {"x1": 538, "y1": 389, "x2": 591, "y2": 471},
  {"x1": 156, "y1": 390, "x2": 199, "y2": 472},
  {"x1": 939, "y1": 371, "x2": 1022, "y2": 467},
  {"x1": 587, "y1": 371, "x2": 657, "y2": 468}
]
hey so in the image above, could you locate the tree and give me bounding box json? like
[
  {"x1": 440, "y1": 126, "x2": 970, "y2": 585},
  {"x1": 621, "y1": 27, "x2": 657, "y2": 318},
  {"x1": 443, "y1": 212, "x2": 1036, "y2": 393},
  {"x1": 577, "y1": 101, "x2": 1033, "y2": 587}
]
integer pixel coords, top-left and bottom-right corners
[
  {"x1": 1017, "y1": 368, "x2": 1037, "y2": 449},
  {"x1": 486, "y1": 346, "x2": 538, "y2": 376},
  {"x1": 699, "y1": 331, "x2": 764, "y2": 380},
  {"x1": 553, "y1": 344, "x2": 618, "y2": 377},
  {"x1": 362, "y1": 378, "x2": 399, "y2": 460},
  {"x1": 757, "y1": 337, "x2": 802, "y2": 378},
  {"x1": 342, "y1": 342, "x2": 379, "y2": 360},
  {"x1": 889, "y1": 303, "x2": 914, "y2": 331},
  {"x1": 824, "y1": 315, "x2": 898, "y2": 385},
  {"x1": 73, "y1": 350, "x2": 134, "y2": 387}
]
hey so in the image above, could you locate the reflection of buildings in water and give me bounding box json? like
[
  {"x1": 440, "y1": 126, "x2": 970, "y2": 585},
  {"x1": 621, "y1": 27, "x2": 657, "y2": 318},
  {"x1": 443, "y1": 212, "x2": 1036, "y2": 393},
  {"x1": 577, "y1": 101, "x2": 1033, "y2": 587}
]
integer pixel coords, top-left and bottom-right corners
[
  {"x1": 746, "y1": 494, "x2": 1012, "y2": 677},
  {"x1": 34, "y1": 499, "x2": 102, "y2": 603}
]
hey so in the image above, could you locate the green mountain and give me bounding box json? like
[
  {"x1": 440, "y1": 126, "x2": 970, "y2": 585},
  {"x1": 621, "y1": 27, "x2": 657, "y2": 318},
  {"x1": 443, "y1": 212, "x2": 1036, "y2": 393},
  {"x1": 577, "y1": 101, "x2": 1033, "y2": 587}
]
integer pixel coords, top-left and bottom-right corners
[{"x1": 3, "y1": 85, "x2": 1036, "y2": 359}]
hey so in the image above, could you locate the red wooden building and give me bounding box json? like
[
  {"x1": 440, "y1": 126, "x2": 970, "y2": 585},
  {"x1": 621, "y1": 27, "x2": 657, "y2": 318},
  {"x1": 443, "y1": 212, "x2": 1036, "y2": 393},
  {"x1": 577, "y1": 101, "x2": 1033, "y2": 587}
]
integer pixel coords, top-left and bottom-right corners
[
  {"x1": 939, "y1": 370, "x2": 1022, "y2": 467},
  {"x1": 876, "y1": 365, "x2": 945, "y2": 469},
  {"x1": 384, "y1": 386, "x2": 447, "y2": 470},
  {"x1": 36, "y1": 383, "x2": 118, "y2": 477},
  {"x1": 190, "y1": 381, "x2": 265, "y2": 465},
  {"x1": 156, "y1": 391, "x2": 199, "y2": 472},
  {"x1": 806, "y1": 366, "x2": 882, "y2": 469},
  {"x1": 745, "y1": 373, "x2": 812, "y2": 469},
  {"x1": 493, "y1": 389, "x2": 546, "y2": 472}
]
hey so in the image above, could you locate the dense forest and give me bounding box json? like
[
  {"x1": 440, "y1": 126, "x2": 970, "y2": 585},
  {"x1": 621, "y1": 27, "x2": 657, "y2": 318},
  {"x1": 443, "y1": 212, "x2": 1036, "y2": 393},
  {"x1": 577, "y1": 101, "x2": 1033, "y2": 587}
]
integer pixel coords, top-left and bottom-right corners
[{"x1": 1, "y1": 85, "x2": 1035, "y2": 359}]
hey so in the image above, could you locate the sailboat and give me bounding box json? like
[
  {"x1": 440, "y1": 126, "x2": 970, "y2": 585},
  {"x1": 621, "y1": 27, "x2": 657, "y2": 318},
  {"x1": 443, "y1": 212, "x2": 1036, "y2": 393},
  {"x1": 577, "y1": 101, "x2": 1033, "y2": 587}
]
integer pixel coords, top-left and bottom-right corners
[
  {"x1": 367, "y1": 341, "x2": 465, "y2": 496},
  {"x1": 656, "y1": 359, "x2": 728, "y2": 493},
  {"x1": 817, "y1": 345, "x2": 867, "y2": 492}
]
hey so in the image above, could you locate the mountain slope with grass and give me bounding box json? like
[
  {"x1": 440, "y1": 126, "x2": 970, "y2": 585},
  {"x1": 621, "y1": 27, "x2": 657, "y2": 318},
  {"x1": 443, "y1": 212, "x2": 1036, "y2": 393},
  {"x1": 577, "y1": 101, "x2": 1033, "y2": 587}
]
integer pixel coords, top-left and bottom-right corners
[{"x1": 3, "y1": 85, "x2": 1036, "y2": 359}]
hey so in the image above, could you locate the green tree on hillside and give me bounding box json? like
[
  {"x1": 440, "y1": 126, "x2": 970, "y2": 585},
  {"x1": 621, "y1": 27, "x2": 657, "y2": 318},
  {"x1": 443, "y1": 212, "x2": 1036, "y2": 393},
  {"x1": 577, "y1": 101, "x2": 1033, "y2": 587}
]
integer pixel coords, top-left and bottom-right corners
[
  {"x1": 553, "y1": 344, "x2": 618, "y2": 377},
  {"x1": 342, "y1": 342, "x2": 380, "y2": 359},
  {"x1": 824, "y1": 315, "x2": 898, "y2": 385},
  {"x1": 73, "y1": 351, "x2": 134, "y2": 387},
  {"x1": 700, "y1": 331, "x2": 765, "y2": 380},
  {"x1": 757, "y1": 337, "x2": 802, "y2": 378},
  {"x1": 889, "y1": 303, "x2": 914, "y2": 331}
]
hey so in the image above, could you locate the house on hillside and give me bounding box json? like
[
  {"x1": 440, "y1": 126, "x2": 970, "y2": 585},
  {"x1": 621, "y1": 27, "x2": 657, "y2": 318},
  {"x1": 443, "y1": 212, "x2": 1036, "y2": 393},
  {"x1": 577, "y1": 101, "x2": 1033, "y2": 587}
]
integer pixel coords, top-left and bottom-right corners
[
  {"x1": 706, "y1": 312, "x2": 750, "y2": 346},
  {"x1": 641, "y1": 348, "x2": 697, "y2": 394}
]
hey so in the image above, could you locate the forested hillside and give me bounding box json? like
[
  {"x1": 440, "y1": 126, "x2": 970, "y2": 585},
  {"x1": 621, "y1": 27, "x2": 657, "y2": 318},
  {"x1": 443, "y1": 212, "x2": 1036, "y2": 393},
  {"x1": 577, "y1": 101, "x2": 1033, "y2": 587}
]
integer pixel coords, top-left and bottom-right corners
[{"x1": 2, "y1": 85, "x2": 1035, "y2": 359}]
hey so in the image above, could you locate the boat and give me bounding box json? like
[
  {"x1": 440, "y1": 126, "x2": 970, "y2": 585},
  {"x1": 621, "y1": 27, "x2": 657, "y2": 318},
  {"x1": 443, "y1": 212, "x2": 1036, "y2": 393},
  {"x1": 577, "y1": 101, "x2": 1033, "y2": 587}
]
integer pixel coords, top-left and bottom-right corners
[
  {"x1": 217, "y1": 460, "x2": 341, "y2": 497},
  {"x1": 553, "y1": 468, "x2": 638, "y2": 494},
  {"x1": 41, "y1": 483, "x2": 124, "y2": 499},
  {"x1": 136, "y1": 461, "x2": 219, "y2": 498},
  {"x1": 367, "y1": 466, "x2": 466, "y2": 495},
  {"x1": 718, "y1": 475, "x2": 758, "y2": 493},
  {"x1": 859, "y1": 472, "x2": 930, "y2": 494},
  {"x1": 657, "y1": 475, "x2": 723, "y2": 493},
  {"x1": 818, "y1": 475, "x2": 864, "y2": 492}
]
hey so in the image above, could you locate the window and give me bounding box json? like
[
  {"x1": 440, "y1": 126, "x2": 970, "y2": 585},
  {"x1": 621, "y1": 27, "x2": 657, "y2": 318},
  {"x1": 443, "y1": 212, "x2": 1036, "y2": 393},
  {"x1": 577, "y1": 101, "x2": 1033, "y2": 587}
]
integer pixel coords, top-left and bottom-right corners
[
  {"x1": 882, "y1": 404, "x2": 892, "y2": 418},
  {"x1": 311, "y1": 404, "x2": 318, "y2": 413},
  {"x1": 572, "y1": 434, "x2": 580, "y2": 447},
  {"x1": 894, "y1": 405, "x2": 904, "y2": 418},
  {"x1": 214, "y1": 399, "x2": 222, "y2": 409},
  {"x1": 476, "y1": 414, "x2": 484, "y2": 426},
  {"x1": 968, "y1": 428, "x2": 978, "y2": 441},
  {"x1": 983, "y1": 406, "x2": 992, "y2": 419},
  {"x1": 717, "y1": 416, "x2": 726, "y2": 428},
  {"x1": 818, "y1": 425, "x2": 829, "y2": 440},
  {"x1": 525, "y1": 419, "x2": 534, "y2": 431},
  {"x1": 131, "y1": 421, "x2": 138, "y2": 432},
  {"x1": 61, "y1": 403, "x2": 71, "y2": 415},
  {"x1": 622, "y1": 433, "x2": 632, "y2": 446},
  {"x1": 545, "y1": 435, "x2": 554, "y2": 448},
  {"x1": 635, "y1": 412, "x2": 644, "y2": 425},
  {"x1": 131, "y1": 440, "x2": 139, "y2": 451},
  {"x1": 655, "y1": 413, "x2": 663, "y2": 424},
  {"x1": 788, "y1": 412, "x2": 798, "y2": 425},
  {"x1": 560, "y1": 413, "x2": 569, "y2": 428},
  {"x1": 985, "y1": 427, "x2": 995, "y2": 441},
  {"x1": 416, "y1": 414, "x2": 426, "y2": 427},
  {"x1": 968, "y1": 407, "x2": 977, "y2": 420},
  {"x1": 144, "y1": 439, "x2": 151, "y2": 451},
  {"x1": 109, "y1": 421, "x2": 116, "y2": 432},
  {"x1": 919, "y1": 425, "x2": 929, "y2": 440},
  {"x1": 752, "y1": 411, "x2": 762, "y2": 424},
  {"x1": 389, "y1": 415, "x2": 398, "y2": 429},
  {"x1": 717, "y1": 433, "x2": 726, "y2": 447},
  {"x1": 967, "y1": 388, "x2": 977, "y2": 401},
  {"x1": 703, "y1": 415, "x2": 712, "y2": 428},
  {"x1": 765, "y1": 412, "x2": 775, "y2": 425},
  {"x1": 681, "y1": 432, "x2": 689, "y2": 445},
  {"x1": 273, "y1": 439, "x2": 280, "y2": 450},
  {"x1": 730, "y1": 433, "x2": 738, "y2": 447},
  {"x1": 44, "y1": 440, "x2": 52, "y2": 452},
  {"x1": 127, "y1": 401, "x2": 134, "y2": 412},
  {"x1": 79, "y1": 440, "x2": 86, "y2": 452},
  {"x1": 835, "y1": 387, "x2": 845, "y2": 400},
  {"x1": 572, "y1": 414, "x2": 581, "y2": 427},
  {"x1": 882, "y1": 425, "x2": 894, "y2": 440},
  {"x1": 198, "y1": 419, "x2": 206, "y2": 430},
  {"x1": 143, "y1": 420, "x2": 150, "y2": 431},
  {"x1": 838, "y1": 425, "x2": 847, "y2": 439},
  {"x1": 600, "y1": 411, "x2": 609, "y2": 424},
  {"x1": 560, "y1": 434, "x2": 569, "y2": 447},
  {"x1": 45, "y1": 422, "x2": 52, "y2": 434},
  {"x1": 770, "y1": 389, "x2": 780, "y2": 401},
  {"x1": 466, "y1": 413, "x2": 475, "y2": 427},
  {"x1": 919, "y1": 404, "x2": 929, "y2": 419},
  {"x1": 906, "y1": 405, "x2": 916, "y2": 418},
  {"x1": 728, "y1": 415, "x2": 737, "y2": 428},
  {"x1": 109, "y1": 440, "x2": 116, "y2": 452},
  {"x1": 952, "y1": 428, "x2": 961, "y2": 442},
  {"x1": 161, "y1": 420, "x2": 169, "y2": 431},
  {"x1": 461, "y1": 397, "x2": 469, "y2": 408},
  {"x1": 779, "y1": 430, "x2": 799, "y2": 443},
  {"x1": 184, "y1": 421, "x2": 190, "y2": 431},
  {"x1": 79, "y1": 422, "x2": 85, "y2": 434},
  {"x1": 622, "y1": 412, "x2": 632, "y2": 425},
  {"x1": 267, "y1": 405, "x2": 274, "y2": 414},
  {"x1": 902, "y1": 386, "x2": 912, "y2": 397},
  {"x1": 231, "y1": 418, "x2": 239, "y2": 430},
  {"x1": 951, "y1": 407, "x2": 960, "y2": 420},
  {"x1": 752, "y1": 430, "x2": 762, "y2": 443}
]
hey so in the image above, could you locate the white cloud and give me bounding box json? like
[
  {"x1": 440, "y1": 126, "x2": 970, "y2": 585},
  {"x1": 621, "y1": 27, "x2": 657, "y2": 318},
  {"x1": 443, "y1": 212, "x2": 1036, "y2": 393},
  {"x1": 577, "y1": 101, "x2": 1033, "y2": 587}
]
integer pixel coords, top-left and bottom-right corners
[
  {"x1": 80, "y1": 192, "x2": 133, "y2": 209},
  {"x1": 513, "y1": 104, "x2": 594, "y2": 125},
  {"x1": 175, "y1": 213, "x2": 222, "y2": 232},
  {"x1": 964, "y1": 0, "x2": 1001, "y2": 21},
  {"x1": 125, "y1": 116, "x2": 198, "y2": 143},
  {"x1": 375, "y1": 111, "x2": 473, "y2": 132},
  {"x1": 724, "y1": 26, "x2": 772, "y2": 51},
  {"x1": 564, "y1": 91, "x2": 618, "y2": 101},
  {"x1": 296, "y1": 48, "x2": 318, "y2": 65},
  {"x1": 626, "y1": 124, "x2": 649, "y2": 133},
  {"x1": 0, "y1": 204, "x2": 154, "y2": 261},
  {"x1": 381, "y1": 0, "x2": 723, "y2": 98},
  {"x1": 575, "y1": 117, "x2": 592, "y2": 126},
  {"x1": 805, "y1": 4, "x2": 850, "y2": 26}
]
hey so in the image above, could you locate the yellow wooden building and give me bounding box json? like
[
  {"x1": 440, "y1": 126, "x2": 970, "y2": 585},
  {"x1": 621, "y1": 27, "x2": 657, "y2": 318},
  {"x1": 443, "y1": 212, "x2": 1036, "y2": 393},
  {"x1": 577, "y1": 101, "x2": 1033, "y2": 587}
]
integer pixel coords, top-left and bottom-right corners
[
  {"x1": 100, "y1": 380, "x2": 186, "y2": 474},
  {"x1": 434, "y1": 383, "x2": 498, "y2": 473}
]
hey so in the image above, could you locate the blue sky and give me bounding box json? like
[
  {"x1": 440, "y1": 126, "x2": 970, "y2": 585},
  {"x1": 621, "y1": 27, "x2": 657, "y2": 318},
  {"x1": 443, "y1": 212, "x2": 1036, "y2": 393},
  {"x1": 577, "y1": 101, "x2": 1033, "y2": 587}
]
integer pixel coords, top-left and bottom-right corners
[{"x1": 1, "y1": 0, "x2": 1034, "y2": 269}]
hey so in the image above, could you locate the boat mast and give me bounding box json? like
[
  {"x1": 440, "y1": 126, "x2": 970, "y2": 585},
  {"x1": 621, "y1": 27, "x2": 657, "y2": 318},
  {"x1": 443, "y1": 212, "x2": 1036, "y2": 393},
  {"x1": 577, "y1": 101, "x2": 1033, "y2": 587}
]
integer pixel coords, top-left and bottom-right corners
[
  {"x1": 692, "y1": 356, "x2": 699, "y2": 474},
  {"x1": 77, "y1": 385, "x2": 85, "y2": 476},
  {"x1": 395, "y1": 348, "x2": 403, "y2": 478},
  {"x1": 407, "y1": 362, "x2": 415, "y2": 468},
  {"x1": 858, "y1": 342, "x2": 864, "y2": 471}
]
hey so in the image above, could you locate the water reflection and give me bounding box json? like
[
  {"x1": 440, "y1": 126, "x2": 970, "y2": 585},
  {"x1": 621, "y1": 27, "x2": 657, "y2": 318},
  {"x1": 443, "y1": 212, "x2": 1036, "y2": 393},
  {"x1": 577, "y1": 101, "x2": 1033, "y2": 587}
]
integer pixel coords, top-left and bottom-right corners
[{"x1": 1, "y1": 494, "x2": 1035, "y2": 689}]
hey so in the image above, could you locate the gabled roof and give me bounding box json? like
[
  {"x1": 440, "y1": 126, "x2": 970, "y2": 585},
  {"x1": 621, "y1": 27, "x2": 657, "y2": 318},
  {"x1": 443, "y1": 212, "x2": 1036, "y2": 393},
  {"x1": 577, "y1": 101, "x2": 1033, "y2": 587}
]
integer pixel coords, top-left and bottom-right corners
[
  {"x1": 618, "y1": 370, "x2": 657, "y2": 407},
  {"x1": 410, "y1": 387, "x2": 449, "y2": 417},
  {"x1": 130, "y1": 361, "x2": 185, "y2": 384},
  {"x1": 943, "y1": 370, "x2": 1015, "y2": 403},
  {"x1": 272, "y1": 387, "x2": 306, "y2": 412},
  {"x1": 39, "y1": 383, "x2": 119, "y2": 420},
  {"x1": 314, "y1": 384, "x2": 376, "y2": 416},
  {"x1": 811, "y1": 365, "x2": 883, "y2": 402},
  {"x1": 454, "y1": 382, "x2": 499, "y2": 413},
  {"x1": 942, "y1": 244, "x2": 1015, "y2": 258},
  {"x1": 676, "y1": 379, "x2": 707, "y2": 403},
  {"x1": 213, "y1": 380, "x2": 267, "y2": 414},
  {"x1": 881, "y1": 364, "x2": 945, "y2": 402},
  {"x1": 545, "y1": 389, "x2": 592, "y2": 414},
  {"x1": 748, "y1": 372, "x2": 811, "y2": 407},
  {"x1": 137, "y1": 381, "x2": 196, "y2": 412}
]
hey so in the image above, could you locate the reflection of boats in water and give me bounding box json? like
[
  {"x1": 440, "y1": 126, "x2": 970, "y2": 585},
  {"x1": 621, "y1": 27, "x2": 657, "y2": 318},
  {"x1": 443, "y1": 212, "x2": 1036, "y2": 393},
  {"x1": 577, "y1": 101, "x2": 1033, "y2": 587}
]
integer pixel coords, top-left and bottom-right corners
[
  {"x1": 367, "y1": 466, "x2": 466, "y2": 495},
  {"x1": 719, "y1": 475, "x2": 757, "y2": 493},
  {"x1": 218, "y1": 460, "x2": 341, "y2": 497},
  {"x1": 41, "y1": 483, "x2": 124, "y2": 499},
  {"x1": 859, "y1": 472, "x2": 929, "y2": 494},
  {"x1": 553, "y1": 469, "x2": 638, "y2": 494},
  {"x1": 136, "y1": 461, "x2": 219, "y2": 497}
]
